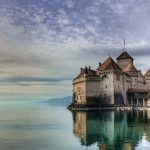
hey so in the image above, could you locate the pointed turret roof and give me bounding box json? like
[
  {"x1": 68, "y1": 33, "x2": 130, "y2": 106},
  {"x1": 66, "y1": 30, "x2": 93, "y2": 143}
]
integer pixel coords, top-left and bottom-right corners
[
  {"x1": 97, "y1": 57, "x2": 122, "y2": 71},
  {"x1": 116, "y1": 51, "x2": 133, "y2": 60},
  {"x1": 145, "y1": 69, "x2": 150, "y2": 77},
  {"x1": 123, "y1": 63, "x2": 138, "y2": 72}
]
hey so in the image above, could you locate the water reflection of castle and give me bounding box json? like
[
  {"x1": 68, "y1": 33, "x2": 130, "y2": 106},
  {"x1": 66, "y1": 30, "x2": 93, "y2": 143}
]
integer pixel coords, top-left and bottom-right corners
[{"x1": 72, "y1": 111, "x2": 150, "y2": 150}]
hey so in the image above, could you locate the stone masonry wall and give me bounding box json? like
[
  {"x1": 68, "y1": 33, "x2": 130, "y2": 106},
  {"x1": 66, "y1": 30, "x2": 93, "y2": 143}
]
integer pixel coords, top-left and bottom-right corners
[
  {"x1": 113, "y1": 73, "x2": 126, "y2": 105},
  {"x1": 145, "y1": 77, "x2": 150, "y2": 87},
  {"x1": 99, "y1": 71, "x2": 114, "y2": 104},
  {"x1": 86, "y1": 78, "x2": 101, "y2": 104},
  {"x1": 73, "y1": 77, "x2": 86, "y2": 104}
]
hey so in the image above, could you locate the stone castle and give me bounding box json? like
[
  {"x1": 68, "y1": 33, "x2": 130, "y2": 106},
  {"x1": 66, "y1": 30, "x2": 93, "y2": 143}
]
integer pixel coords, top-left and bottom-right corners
[{"x1": 70, "y1": 51, "x2": 150, "y2": 109}]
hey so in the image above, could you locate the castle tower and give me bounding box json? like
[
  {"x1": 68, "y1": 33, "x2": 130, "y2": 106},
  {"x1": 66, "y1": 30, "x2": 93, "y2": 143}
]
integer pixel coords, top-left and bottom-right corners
[
  {"x1": 116, "y1": 51, "x2": 134, "y2": 69},
  {"x1": 72, "y1": 66, "x2": 101, "y2": 105},
  {"x1": 116, "y1": 51, "x2": 139, "y2": 90},
  {"x1": 97, "y1": 57, "x2": 125, "y2": 105}
]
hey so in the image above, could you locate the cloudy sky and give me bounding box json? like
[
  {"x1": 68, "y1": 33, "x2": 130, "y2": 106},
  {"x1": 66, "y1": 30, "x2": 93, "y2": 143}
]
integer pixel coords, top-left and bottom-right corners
[{"x1": 0, "y1": 0, "x2": 150, "y2": 100}]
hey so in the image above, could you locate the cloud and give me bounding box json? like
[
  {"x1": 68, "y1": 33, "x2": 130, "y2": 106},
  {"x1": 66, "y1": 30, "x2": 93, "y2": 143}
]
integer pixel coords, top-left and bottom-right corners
[
  {"x1": 1, "y1": 0, "x2": 150, "y2": 98},
  {"x1": 0, "y1": 76, "x2": 72, "y2": 84},
  {"x1": 65, "y1": 0, "x2": 75, "y2": 8}
]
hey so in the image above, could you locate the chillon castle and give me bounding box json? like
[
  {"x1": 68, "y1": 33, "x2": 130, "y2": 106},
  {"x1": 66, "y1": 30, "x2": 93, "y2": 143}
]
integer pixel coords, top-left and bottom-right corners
[{"x1": 70, "y1": 51, "x2": 150, "y2": 109}]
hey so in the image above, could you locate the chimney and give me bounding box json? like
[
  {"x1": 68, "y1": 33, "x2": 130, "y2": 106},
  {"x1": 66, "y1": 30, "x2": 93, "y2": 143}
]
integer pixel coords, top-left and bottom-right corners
[
  {"x1": 99, "y1": 62, "x2": 101, "y2": 66},
  {"x1": 85, "y1": 66, "x2": 88, "y2": 74},
  {"x1": 89, "y1": 66, "x2": 91, "y2": 70},
  {"x1": 80, "y1": 68, "x2": 84, "y2": 73}
]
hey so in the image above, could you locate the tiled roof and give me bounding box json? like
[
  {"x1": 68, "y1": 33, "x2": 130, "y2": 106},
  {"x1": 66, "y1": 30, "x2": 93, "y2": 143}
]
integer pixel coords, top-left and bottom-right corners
[
  {"x1": 145, "y1": 69, "x2": 150, "y2": 77},
  {"x1": 116, "y1": 51, "x2": 133, "y2": 60},
  {"x1": 123, "y1": 63, "x2": 138, "y2": 72},
  {"x1": 97, "y1": 57, "x2": 122, "y2": 71}
]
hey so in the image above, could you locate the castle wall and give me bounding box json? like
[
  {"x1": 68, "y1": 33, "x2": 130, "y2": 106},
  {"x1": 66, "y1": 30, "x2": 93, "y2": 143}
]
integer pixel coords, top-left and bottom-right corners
[
  {"x1": 131, "y1": 77, "x2": 137, "y2": 88},
  {"x1": 72, "y1": 71, "x2": 148, "y2": 106},
  {"x1": 145, "y1": 77, "x2": 150, "y2": 87},
  {"x1": 73, "y1": 76, "x2": 101, "y2": 104},
  {"x1": 117, "y1": 58, "x2": 133, "y2": 69},
  {"x1": 131, "y1": 76, "x2": 147, "y2": 89},
  {"x1": 86, "y1": 77, "x2": 101, "y2": 104},
  {"x1": 73, "y1": 77, "x2": 86, "y2": 104},
  {"x1": 99, "y1": 71, "x2": 114, "y2": 104},
  {"x1": 126, "y1": 80, "x2": 132, "y2": 90},
  {"x1": 125, "y1": 79, "x2": 132, "y2": 105},
  {"x1": 113, "y1": 73, "x2": 125, "y2": 105},
  {"x1": 113, "y1": 73, "x2": 131, "y2": 105},
  {"x1": 136, "y1": 81, "x2": 149, "y2": 89}
]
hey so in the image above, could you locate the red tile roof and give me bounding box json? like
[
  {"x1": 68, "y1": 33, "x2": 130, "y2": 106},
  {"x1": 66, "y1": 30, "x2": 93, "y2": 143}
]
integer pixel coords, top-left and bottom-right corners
[
  {"x1": 116, "y1": 51, "x2": 133, "y2": 60},
  {"x1": 123, "y1": 63, "x2": 138, "y2": 72},
  {"x1": 97, "y1": 57, "x2": 122, "y2": 71}
]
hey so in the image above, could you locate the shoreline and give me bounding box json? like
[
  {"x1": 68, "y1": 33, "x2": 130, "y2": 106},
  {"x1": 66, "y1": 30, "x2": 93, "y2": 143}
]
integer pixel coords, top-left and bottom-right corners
[{"x1": 67, "y1": 103, "x2": 150, "y2": 111}]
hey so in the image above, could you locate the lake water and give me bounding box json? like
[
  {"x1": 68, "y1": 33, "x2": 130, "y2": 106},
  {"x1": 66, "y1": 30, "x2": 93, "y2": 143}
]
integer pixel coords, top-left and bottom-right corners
[{"x1": 0, "y1": 102, "x2": 150, "y2": 150}]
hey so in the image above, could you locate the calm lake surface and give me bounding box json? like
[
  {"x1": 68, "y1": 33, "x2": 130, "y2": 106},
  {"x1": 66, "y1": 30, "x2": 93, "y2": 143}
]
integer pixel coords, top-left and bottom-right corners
[{"x1": 0, "y1": 102, "x2": 150, "y2": 150}]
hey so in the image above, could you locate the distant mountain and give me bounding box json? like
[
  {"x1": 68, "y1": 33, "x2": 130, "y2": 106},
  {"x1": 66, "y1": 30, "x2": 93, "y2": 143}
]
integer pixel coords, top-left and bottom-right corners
[{"x1": 43, "y1": 96, "x2": 72, "y2": 106}]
